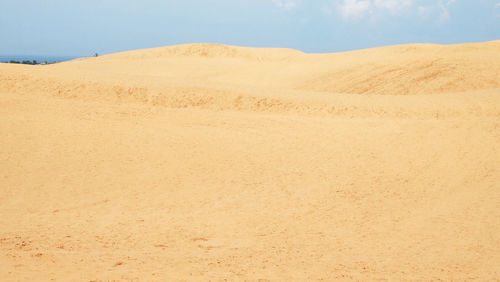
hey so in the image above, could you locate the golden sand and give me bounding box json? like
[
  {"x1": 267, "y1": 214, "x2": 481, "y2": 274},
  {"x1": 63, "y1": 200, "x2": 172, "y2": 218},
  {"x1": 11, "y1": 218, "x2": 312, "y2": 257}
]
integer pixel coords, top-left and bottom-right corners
[{"x1": 1, "y1": 41, "x2": 499, "y2": 280}]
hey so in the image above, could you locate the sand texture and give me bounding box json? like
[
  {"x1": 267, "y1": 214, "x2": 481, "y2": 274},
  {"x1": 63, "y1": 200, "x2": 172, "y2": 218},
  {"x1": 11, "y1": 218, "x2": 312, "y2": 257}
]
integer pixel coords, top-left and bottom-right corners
[{"x1": 1, "y1": 41, "x2": 500, "y2": 280}]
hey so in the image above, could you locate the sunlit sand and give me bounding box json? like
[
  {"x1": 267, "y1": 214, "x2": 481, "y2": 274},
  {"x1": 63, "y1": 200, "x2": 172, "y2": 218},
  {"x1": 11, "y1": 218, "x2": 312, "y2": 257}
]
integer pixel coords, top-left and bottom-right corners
[{"x1": 1, "y1": 41, "x2": 499, "y2": 280}]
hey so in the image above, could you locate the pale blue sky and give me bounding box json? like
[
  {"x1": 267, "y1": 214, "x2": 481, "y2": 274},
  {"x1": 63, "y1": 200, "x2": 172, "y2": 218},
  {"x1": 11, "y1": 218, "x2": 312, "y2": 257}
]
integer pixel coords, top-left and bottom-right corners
[{"x1": 1, "y1": 0, "x2": 499, "y2": 56}]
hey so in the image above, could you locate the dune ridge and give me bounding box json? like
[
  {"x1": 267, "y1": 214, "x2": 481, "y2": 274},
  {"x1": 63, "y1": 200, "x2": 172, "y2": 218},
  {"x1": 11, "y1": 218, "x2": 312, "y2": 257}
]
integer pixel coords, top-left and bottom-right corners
[
  {"x1": 105, "y1": 43, "x2": 304, "y2": 60},
  {"x1": 1, "y1": 41, "x2": 499, "y2": 280},
  {"x1": 3, "y1": 41, "x2": 500, "y2": 97}
]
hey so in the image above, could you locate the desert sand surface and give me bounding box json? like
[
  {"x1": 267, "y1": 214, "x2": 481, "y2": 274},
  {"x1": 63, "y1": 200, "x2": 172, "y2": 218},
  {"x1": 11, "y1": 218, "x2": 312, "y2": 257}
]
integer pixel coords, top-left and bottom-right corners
[{"x1": 1, "y1": 41, "x2": 500, "y2": 281}]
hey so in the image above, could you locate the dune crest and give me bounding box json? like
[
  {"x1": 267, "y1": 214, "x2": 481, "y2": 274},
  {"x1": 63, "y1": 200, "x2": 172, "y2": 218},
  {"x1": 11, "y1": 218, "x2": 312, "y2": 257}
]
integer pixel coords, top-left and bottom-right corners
[
  {"x1": 103, "y1": 43, "x2": 304, "y2": 61},
  {"x1": 3, "y1": 41, "x2": 500, "y2": 97}
]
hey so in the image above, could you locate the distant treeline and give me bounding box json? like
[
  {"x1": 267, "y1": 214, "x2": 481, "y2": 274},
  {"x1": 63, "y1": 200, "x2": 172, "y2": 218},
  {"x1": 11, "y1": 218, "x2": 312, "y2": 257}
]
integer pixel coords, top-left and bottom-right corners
[
  {"x1": 6, "y1": 60, "x2": 54, "y2": 65},
  {"x1": 1, "y1": 55, "x2": 78, "y2": 64}
]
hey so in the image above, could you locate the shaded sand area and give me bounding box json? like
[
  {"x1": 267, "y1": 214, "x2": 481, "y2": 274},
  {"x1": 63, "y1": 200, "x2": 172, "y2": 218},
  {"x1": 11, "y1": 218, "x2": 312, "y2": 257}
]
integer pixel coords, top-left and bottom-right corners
[{"x1": 1, "y1": 41, "x2": 500, "y2": 280}]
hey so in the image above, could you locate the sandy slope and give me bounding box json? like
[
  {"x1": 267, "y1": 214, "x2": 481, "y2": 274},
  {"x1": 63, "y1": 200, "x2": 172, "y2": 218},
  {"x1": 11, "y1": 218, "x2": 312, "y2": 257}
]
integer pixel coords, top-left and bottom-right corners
[{"x1": 1, "y1": 41, "x2": 499, "y2": 280}]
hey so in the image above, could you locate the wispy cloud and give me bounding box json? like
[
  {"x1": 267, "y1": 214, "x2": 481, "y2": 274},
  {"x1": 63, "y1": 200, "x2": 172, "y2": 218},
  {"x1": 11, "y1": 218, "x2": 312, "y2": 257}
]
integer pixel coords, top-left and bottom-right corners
[
  {"x1": 417, "y1": 5, "x2": 432, "y2": 19},
  {"x1": 273, "y1": 0, "x2": 300, "y2": 11},
  {"x1": 335, "y1": 0, "x2": 458, "y2": 22},
  {"x1": 338, "y1": 0, "x2": 372, "y2": 19},
  {"x1": 374, "y1": 0, "x2": 413, "y2": 14},
  {"x1": 437, "y1": 0, "x2": 457, "y2": 22}
]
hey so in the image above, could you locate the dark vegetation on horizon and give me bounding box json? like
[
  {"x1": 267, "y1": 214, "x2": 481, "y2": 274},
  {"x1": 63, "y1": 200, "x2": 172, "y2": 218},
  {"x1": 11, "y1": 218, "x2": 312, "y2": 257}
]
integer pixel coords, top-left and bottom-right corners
[
  {"x1": 6, "y1": 60, "x2": 53, "y2": 65},
  {"x1": 3, "y1": 53, "x2": 98, "y2": 65}
]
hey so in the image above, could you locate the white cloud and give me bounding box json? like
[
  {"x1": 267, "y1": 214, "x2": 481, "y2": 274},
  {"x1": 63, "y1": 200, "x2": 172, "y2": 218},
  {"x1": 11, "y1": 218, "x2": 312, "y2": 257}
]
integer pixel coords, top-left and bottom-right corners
[
  {"x1": 273, "y1": 0, "x2": 299, "y2": 11},
  {"x1": 438, "y1": 0, "x2": 457, "y2": 22},
  {"x1": 336, "y1": 0, "x2": 414, "y2": 20},
  {"x1": 334, "y1": 0, "x2": 459, "y2": 22},
  {"x1": 374, "y1": 0, "x2": 413, "y2": 14},
  {"x1": 338, "y1": 0, "x2": 372, "y2": 19},
  {"x1": 417, "y1": 5, "x2": 432, "y2": 19}
]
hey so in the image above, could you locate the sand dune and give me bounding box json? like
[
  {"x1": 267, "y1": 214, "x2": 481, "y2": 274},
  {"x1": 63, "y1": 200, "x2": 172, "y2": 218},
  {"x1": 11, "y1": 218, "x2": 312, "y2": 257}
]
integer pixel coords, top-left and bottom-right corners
[{"x1": 1, "y1": 41, "x2": 499, "y2": 280}]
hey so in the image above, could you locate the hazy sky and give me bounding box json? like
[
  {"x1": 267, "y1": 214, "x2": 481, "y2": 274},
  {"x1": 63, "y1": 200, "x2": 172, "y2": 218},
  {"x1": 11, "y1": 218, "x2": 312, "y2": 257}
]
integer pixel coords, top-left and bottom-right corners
[{"x1": 1, "y1": 0, "x2": 499, "y2": 56}]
